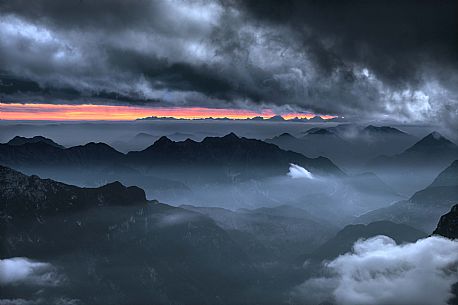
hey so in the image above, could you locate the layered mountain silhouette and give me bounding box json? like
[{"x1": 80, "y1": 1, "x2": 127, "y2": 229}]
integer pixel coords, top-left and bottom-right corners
[
  {"x1": 0, "y1": 166, "x2": 265, "y2": 305},
  {"x1": 127, "y1": 132, "x2": 344, "y2": 182},
  {"x1": 266, "y1": 124, "x2": 416, "y2": 168},
  {"x1": 370, "y1": 131, "x2": 458, "y2": 167},
  {"x1": 0, "y1": 165, "x2": 146, "y2": 217},
  {"x1": 0, "y1": 133, "x2": 343, "y2": 181},
  {"x1": 368, "y1": 132, "x2": 458, "y2": 195},
  {"x1": 0, "y1": 140, "x2": 124, "y2": 167},
  {"x1": 357, "y1": 159, "x2": 458, "y2": 231}
]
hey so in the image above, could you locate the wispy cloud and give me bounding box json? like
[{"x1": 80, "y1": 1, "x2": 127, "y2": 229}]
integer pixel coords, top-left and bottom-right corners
[{"x1": 287, "y1": 164, "x2": 314, "y2": 179}]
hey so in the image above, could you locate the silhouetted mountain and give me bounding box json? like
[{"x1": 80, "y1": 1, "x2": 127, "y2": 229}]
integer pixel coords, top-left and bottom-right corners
[
  {"x1": 65, "y1": 142, "x2": 125, "y2": 164},
  {"x1": 267, "y1": 124, "x2": 416, "y2": 168},
  {"x1": 309, "y1": 221, "x2": 426, "y2": 260},
  {"x1": 367, "y1": 132, "x2": 458, "y2": 195},
  {"x1": 357, "y1": 160, "x2": 458, "y2": 231},
  {"x1": 405, "y1": 131, "x2": 457, "y2": 154},
  {"x1": 265, "y1": 133, "x2": 298, "y2": 146},
  {"x1": 0, "y1": 166, "x2": 263, "y2": 305},
  {"x1": 266, "y1": 115, "x2": 285, "y2": 121},
  {"x1": 0, "y1": 141, "x2": 190, "y2": 199},
  {"x1": 128, "y1": 133, "x2": 344, "y2": 182},
  {"x1": 0, "y1": 165, "x2": 146, "y2": 217},
  {"x1": 433, "y1": 204, "x2": 458, "y2": 239},
  {"x1": 7, "y1": 135, "x2": 64, "y2": 149},
  {"x1": 0, "y1": 141, "x2": 124, "y2": 168},
  {"x1": 363, "y1": 125, "x2": 407, "y2": 135},
  {"x1": 371, "y1": 132, "x2": 458, "y2": 166},
  {"x1": 1, "y1": 134, "x2": 343, "y2": 179}
]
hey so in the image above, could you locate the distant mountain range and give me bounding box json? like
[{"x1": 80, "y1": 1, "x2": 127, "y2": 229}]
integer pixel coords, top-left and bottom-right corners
[
  {"x1": 369, "y1": 131, "x2": 458, "y2": 167},
  {"x1": 127, "y1": 132, "x2": 344, "y2": 182},
  {"x1": 357, "y1": 159, "x2": 458, "y2": 231},
  {"x1": 0, "y1": 134, "x2": 344, "y2": 202},
  {"x1": 266, "y1": 124, "x2": 418, "y2": 168},
  {"x1": 137, "y1": 115, "x2": 343, "y2": 122},
  {"x1": 367, "y1": 132, "x2": 458, "y2": 195}
]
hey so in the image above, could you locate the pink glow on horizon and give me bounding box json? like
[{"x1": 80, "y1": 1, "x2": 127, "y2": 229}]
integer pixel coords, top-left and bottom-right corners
[{"x1": 0, "y1": 103, "x2": 335, "y2": 121}]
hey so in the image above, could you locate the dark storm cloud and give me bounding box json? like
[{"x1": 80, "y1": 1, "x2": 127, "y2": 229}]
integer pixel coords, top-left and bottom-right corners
[
  {"x1": 237, "y1": 0, "x2": 458, "y2": 86},
  {"x1": 0, "y1": 0, "x2": 456, "y2": 128}
]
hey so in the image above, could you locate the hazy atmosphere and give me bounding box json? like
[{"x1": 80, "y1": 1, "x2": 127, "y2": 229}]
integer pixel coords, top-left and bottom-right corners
[{"x1": 1, "y1": 1, "x2": 457, "y2": 305}]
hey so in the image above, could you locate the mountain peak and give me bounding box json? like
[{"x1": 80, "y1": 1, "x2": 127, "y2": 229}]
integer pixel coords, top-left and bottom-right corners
[
  {"x1": 308, "y1": 116, "x2": 325, "y2": 122},
  {"x1": 7, "y1": 135, "x2": 64, "y2": 148},
  {"x1": 406, "y1": 132, "x2": 456, "y2": 152},
  {"x1": 222, "y1": 132, "x2": 239, "y2": 140},
  {"x1": 153, "y1": 136, "x2": 173, "y2": 146},
  {"x1": 267, "y1": 115, "x2": 285, "y2": 121},
  {"x1": 77, "y1": 142, "x2": 120, "y2": 153}
]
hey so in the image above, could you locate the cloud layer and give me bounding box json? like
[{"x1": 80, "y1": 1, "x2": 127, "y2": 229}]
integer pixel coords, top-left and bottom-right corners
[
  {"x1": 0, "y1": 0, "x2": 456, "y2": 129},
  {"x1": 0, "y1": 257, "x2": 61, "y2": 286},
  {"x1": 295, "y1": 235, "x2": 458, "y2": 305}
]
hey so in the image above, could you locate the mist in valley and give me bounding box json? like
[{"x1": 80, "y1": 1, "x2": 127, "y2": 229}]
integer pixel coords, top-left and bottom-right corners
[
  {"x1": 1, "y1": 0, "x2": 458, "y2": 303},
  {"x1": 1, "y1": 120, "x2": 458, "y2": 305}
]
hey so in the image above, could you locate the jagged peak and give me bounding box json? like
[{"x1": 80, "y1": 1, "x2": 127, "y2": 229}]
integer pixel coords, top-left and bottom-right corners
[
  {"x1": 153, "y1": 136, "x2": 173, "y2": 146},
  {"x1": 415, "y1": 131, "x2": 454, "y2": 145},
  {"x1": 222, "y1": 132, "x2": 239, "y2": 140}
]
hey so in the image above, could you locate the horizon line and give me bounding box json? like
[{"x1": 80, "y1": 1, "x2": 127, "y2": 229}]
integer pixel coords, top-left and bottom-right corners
[{"x1": 0, "y1": 103, "x2": 337, "y2": 121}]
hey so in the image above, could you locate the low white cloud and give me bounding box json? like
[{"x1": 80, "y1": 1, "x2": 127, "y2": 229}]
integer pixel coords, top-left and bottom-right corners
[
  {"x1": 0, "y1": 257, "x2": 61, "y2": 286},
  {"x1": 287, "y1": 164, "x2": 314, "y2": 179},
  {"x1": 294, "y1": 236, "x2": 458, "y2": 305}
]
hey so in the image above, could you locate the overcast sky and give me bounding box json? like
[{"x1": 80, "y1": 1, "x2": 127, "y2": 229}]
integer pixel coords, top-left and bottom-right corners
[{"x1": 0, "y1": 0, "x2": 457, "y2": 129}]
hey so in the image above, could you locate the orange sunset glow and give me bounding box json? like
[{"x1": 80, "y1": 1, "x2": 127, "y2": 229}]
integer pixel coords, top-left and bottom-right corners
[{"x1": 0, "y1": 103, "x2": 334, "y2": 121}]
